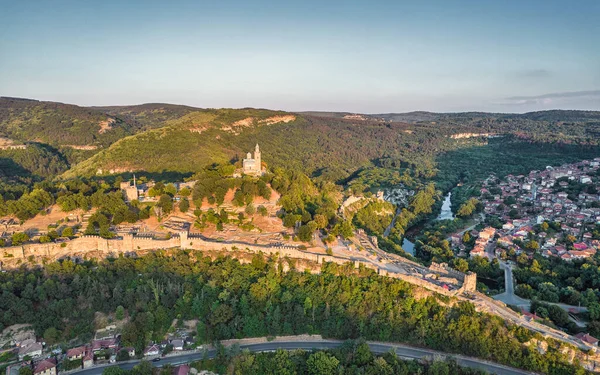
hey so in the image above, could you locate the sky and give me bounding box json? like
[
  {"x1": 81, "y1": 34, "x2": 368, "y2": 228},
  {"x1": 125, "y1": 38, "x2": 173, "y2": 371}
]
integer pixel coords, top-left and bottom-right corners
[{"x1": 1, "y1": 0, "x2": 599, "y2": 113}]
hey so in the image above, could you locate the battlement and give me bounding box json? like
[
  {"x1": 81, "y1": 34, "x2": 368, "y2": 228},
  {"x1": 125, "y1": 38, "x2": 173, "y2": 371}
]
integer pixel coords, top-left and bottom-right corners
[{"x1": 0, "y1": 231, "x2": 475, "y2": 296}]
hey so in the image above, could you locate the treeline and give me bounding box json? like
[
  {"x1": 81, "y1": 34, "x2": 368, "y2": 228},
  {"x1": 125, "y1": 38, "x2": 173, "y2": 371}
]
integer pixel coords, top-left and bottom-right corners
[
  {"x1": 192, "y1": 340, "x2": 488, "y2": 375},
  {"x1": 0, "y1": 144, "x2": 69, "y2": 180},
  {"x1": 513, "y1": 253, "x2": 600, "y2": 336},
  {"x1": 0, "y1": 252, "x2": 584, "y2": 374}
]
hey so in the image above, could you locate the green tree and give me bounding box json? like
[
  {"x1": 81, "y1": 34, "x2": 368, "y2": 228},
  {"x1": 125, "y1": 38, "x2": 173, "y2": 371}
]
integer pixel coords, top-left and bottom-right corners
[
  {"x1": 39, "y1": 235, "x2": 52, "y2": 243},
  {"x1": 453, "y1": 258, "x2": 469, "y2": 273},
  {"x1": 43, "y1": 327, "x2": 60, "y2": 345},
  {"x1": 257, "y1": 205, "x2": 268, "y2": 216},
  {"x1": 116, "y1": 305, "x2": 125, "y2": 320},
  {"x1": 179, "y1": 198, "x2": 190, "y2": 213},
  {"x1": 158, "y1": 194, "x2": 173, "y2": 215},
  {"x1": 306, "y1": 352, "x2": 339, "y2": 375},
  {"x1": 179, "y1": 187, "x2": 191, "y2": 197},
  {"x1": 62, "y1": 227, "x2": 74, "y2": 237},
  {"x1": 11, "y1": 232, "x2": 30, "y2": 245}
]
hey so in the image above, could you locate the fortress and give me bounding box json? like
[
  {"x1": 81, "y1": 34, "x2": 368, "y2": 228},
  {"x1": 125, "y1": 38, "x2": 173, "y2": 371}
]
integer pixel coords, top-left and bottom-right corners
[{"x1": 0, "y1": 232, "x2": 476, "y2": 297}]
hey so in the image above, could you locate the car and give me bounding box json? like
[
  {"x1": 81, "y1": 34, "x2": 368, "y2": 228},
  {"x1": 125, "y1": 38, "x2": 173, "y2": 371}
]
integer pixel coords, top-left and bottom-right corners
[{"x1": 152, "y1": 358, "x2": 161, "y2": 362}]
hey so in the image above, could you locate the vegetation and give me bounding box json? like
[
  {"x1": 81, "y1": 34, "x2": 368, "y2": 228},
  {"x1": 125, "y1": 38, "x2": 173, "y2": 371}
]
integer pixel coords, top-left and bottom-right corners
[
  {"x1": 187, "y1": 340, "x2": 489, "y2": 375},
  {"x1": 0, "y1": 252, "x2": 585, "y2": 374}
]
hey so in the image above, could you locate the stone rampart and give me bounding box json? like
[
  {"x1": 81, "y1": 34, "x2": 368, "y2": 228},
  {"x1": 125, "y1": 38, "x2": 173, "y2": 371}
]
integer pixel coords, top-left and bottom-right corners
[{"x1": 0, "y1": 232, "x2": 475, "y2": 296}]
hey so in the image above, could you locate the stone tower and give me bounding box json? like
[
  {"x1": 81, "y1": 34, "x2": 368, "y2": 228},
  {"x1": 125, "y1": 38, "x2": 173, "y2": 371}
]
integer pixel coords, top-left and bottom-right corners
[{"x1": 254, "y1": 144, "x2": 261, "y2": 172}]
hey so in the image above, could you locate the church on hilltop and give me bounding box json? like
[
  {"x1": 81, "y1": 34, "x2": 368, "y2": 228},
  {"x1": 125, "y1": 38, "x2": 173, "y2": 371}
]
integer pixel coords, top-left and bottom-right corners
[{"x1": 242, "y1": 144, "x2": 264, "y2": 176}]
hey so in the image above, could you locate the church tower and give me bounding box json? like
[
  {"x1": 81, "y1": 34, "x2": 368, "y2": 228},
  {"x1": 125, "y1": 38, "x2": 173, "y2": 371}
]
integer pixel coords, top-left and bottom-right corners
[{"x1": 254, "y1": 144, "x2": 261, "y2": 173}]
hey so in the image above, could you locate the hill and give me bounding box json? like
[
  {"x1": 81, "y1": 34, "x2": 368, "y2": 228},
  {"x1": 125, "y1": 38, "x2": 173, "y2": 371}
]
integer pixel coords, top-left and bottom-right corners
[
  {"x1": 62, "y1": 110, "x2": 457, "y2": 182},
  {"x1": 0, "y1": 97, "x2": 138, "y2": 147},
  {"x1": 94, "y1": 103, "x2": 201, "y2": 131},
  {"x1": 1, "y1": 97, "x2": 600, "y2": 190}
]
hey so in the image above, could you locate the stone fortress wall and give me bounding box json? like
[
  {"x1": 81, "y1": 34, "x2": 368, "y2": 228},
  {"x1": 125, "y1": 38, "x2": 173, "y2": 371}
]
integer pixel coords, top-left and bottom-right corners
[{"x1": 0, "y1": 232, "x2": 475, "y2": 297}]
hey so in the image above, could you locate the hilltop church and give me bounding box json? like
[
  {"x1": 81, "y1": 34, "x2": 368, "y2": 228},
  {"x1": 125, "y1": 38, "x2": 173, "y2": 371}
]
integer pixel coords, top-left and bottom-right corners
[{"x1": 242, "y1": 144, "x2": 264, "y2": 176}]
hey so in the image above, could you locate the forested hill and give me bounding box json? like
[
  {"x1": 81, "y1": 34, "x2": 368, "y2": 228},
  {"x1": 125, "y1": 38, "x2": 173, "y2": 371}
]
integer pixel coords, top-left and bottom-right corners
[
  {"x1": 0, "y1": 97, "x2": 136, "y2": 147},
  {"x1": 94, "y1": 103, "x2": 201, "y2": 132},
  {"x1": 1, "y1": 97, "x2": 600, "y2": 189}
]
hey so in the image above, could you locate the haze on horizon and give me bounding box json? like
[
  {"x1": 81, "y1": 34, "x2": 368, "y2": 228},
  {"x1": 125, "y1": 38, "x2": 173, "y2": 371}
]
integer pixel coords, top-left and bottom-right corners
[{"x1": 1, "y1": 0, "x2": 599, "y2": 113}]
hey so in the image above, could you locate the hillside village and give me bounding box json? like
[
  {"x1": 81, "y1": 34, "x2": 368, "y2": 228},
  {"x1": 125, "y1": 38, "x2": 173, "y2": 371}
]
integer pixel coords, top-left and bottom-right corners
[{"x1": 453, "y1": 158, "x2": 600, "y2": 262}]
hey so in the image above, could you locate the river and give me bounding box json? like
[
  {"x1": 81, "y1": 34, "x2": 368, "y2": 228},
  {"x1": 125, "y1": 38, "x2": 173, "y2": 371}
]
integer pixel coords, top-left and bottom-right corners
[
  {"x1": 436, "y1": 192, "x2": 454, "y2": 221},
  {"x1": 400, "y1": 191, "x2": 454, "y2": 255}
]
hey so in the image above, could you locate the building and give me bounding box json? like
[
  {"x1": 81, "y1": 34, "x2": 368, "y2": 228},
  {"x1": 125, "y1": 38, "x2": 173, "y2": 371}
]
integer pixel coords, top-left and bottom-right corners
[
  {"x1": 18, "y1": 342, "x2": 43, "y2": 360},
  {"x1": 123, "y1": 347, "x2": 136, "y2": 357},
  {"x1": 91, "y1": 338, "x2": 119, "y2": 353},
  {"x1": 170, "y1": 339, "x2": 184, "y2": 351},
  {"x1": 120, "y1": 175, "x2": 139, "y2": 202},
  {"x1": 83, "y1": 351, "x2": 94, "y2": 368},
  {"x1": 33, "y1": 358, "x2": 56, "y2": 375},
  {"x1": 242, "y1": 144, "x2": 264, "y2": 176},
  {"x1": 173, "y1": 365, "x2": 190, "y2": 375},
  {"x1": 66, "y1": 346, "x2": 87, "y2": 361},
  {"x1": 143, "y1": 344, "x2": 160, "y2": 357},
  {"x1": 576, "y1": 333, "x2": 599, "y2": 347}
]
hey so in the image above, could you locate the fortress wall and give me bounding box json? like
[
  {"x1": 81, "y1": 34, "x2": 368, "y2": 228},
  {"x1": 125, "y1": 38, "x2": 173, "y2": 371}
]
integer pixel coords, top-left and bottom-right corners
[{"x1": 0, "y1": 233, "x2": 476, "y2": 296}]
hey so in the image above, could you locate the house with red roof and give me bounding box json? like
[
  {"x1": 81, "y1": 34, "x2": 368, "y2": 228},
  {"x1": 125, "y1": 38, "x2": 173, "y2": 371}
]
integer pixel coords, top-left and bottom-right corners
[
  {"x1": 173, "y1": 365, "x2": 190, "y2": 375},
  {"x1": 34, "y1": 358, "x2": 56, "y2": 375},
  {"x1": 575, "y1": 333, "x2": 599, "y2": 347},
  {"x1": 66, "y1": 346, "x2": 87, "y2": 361}
]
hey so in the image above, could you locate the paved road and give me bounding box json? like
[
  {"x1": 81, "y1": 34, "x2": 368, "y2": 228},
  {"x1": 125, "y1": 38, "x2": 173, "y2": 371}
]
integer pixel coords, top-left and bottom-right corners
[
  {"x1": 493, "y1": 262, "x2": 530, "y2": 308},
  {"x1": 69, "y1": 340, "x2": 537, "y2": 375}
]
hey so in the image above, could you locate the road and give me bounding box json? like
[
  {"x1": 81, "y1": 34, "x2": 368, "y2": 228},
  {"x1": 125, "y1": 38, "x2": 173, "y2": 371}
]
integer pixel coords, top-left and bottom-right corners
[
  {"x1": 68, "y1": 340, "x2": 537, "y2": 375},
  {"x1": 493, "y1": 262, "x2": 530, "y2": 309}
]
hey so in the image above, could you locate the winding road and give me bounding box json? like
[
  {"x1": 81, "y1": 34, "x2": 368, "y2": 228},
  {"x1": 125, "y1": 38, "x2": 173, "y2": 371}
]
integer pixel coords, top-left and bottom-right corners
[{"x1": 67, "y1": 340, "x2": 537, "y2": 375}]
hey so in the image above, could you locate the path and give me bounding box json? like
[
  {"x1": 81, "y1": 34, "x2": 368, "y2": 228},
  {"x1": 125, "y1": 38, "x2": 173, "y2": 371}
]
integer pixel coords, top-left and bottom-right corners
[{"x1": 66, "y1": 338, "x2": 538, "y2": 375}]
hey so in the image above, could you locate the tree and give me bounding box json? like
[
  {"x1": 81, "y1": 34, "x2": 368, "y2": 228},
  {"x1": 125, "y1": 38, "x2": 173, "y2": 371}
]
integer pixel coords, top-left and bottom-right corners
[
  {"x1": 453, "y1": 258, "x2": 469, "y2": 273},
  {"x1": 116, "y1": 305, "x2": 125, "y2": 320},
  {"x1": 43, "y1": 327, "x2": 60, "y2": 345},
  {"x1": 179, "y1": 187, "x2": 191, "y2": 197},
  {"x1": 462, "y1": 232, "x2": 471, "y2": 244},
  {"x1": 11, "y1": 232, "x2": 30, "y2": 245},
  {"x1": 306, "y1": 352, "x2": 339, "y2": 375},
  {"x1": 103, "y1": 363, "x2": 126, "y2": 375},
  {"x1": 116, "y1": 349, "x2": 130, "y2": 362},
  {"x1": 62, "y1": 227, "x2": 74, "y2": 237},
  {"x1": 39, "y1": 235, "x2": 51, "y2": 243},
  {"x1": 257, "y1": 205, "x2": 268, "y2": 216},
  {"x1": 19, "y1": 367, "x2": 33, "y2": 375},
  {"x1": 164, "y1": 184, "x2": 177, "y2": 196},
  {"x1": 428, "y1": 360, "x2": 450, "y2": 375},
  {"x1": 245, "y1": 204, "x2": 255, "y2": 215},
  {"x1": 157, "y1": 194, "x2": 173, "y2": 215},
  {"x1": 525, "y1": 240, "x2": 539, "y2": 251},
  {"x1": 179, "y1": 198, "x2": 190, "y2": 213},
  {"x1": 313, "y1": 214, "x2": 328, "y2": 229}
]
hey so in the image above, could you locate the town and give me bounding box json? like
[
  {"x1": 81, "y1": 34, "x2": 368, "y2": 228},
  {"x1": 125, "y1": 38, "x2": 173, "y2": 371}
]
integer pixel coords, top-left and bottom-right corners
[{"x1": 453, "y1": 158, "x2": 600, "y2": 262}]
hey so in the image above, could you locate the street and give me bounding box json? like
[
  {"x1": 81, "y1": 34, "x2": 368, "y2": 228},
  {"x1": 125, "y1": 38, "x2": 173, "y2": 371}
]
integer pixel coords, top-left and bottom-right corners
[{"x1": 68, "y1": 340, "x2": 538, "y2": 375}]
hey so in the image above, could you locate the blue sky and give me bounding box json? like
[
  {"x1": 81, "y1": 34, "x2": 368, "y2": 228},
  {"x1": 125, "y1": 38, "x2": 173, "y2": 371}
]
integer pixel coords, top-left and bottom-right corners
[{"x1": 1, "y1": 0, "x2": 599, "y2": 113}]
